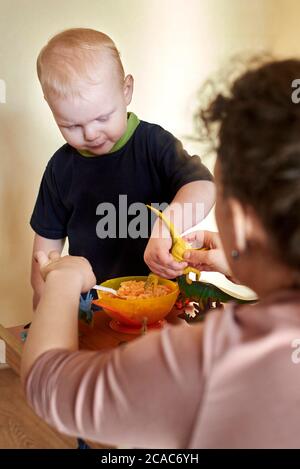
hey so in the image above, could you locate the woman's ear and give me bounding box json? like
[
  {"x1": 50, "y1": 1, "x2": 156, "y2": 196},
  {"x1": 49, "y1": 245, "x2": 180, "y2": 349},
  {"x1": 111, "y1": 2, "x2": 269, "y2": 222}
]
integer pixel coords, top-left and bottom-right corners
[
  {"x1": 227, "y1": 197, "x2": 248, "y2": 252},
  {"x1": 124, "y1": 74, "x2": 134, "y2": 105},
  {"x1": 228, "y1": 197, "x2": 267, "y2": 252}
]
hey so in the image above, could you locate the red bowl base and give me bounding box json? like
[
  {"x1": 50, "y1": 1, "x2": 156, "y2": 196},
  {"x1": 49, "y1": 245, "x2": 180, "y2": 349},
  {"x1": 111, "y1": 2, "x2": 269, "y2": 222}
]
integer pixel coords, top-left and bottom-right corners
[{"x1": 109, "y1": 319, "x2": 166, "y2": 335}]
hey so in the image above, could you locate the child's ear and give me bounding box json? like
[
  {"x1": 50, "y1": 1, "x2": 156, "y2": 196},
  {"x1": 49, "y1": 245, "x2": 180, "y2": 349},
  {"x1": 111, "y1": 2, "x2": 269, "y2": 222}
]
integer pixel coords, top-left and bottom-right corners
[
  {"x1": 124, "y1": 74, "x2": 134, "y2": 105},
  {"x1": 228, "y1": 197, "x2": 267, "y2": 252}
]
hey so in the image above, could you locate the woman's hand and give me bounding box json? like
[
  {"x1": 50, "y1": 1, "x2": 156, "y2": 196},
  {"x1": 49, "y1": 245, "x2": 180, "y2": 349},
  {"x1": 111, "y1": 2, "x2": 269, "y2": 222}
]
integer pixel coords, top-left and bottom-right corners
[
  {"x1": 35, "y1": 251, "x2": 96, "y2": 293},
  {"x1": 183, "y1": 230, "x2": 232, "y2": 277}
]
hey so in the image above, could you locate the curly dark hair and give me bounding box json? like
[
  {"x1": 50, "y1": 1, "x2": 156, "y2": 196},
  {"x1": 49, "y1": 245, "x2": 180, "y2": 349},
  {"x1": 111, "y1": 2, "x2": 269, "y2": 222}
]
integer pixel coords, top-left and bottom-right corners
[{"x1": 198, "y1": 57, "x2": 300, "y2": 271}]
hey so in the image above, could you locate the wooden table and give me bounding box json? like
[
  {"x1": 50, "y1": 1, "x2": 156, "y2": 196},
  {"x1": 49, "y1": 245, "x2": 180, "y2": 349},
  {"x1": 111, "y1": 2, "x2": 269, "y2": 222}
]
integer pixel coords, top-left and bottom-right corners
[
  {"x1": 0, "y1": 308, "x2": 182, "y2": 449},
  {"x1": 0, "y1": 307, "x2": 183, "y2": 376}
]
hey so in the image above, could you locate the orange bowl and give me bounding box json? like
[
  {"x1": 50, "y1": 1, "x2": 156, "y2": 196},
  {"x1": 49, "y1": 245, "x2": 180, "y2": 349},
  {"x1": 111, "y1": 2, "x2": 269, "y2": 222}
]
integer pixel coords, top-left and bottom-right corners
[{"x1": 93, "y1": 276, "x2": 179, "y2": 330}]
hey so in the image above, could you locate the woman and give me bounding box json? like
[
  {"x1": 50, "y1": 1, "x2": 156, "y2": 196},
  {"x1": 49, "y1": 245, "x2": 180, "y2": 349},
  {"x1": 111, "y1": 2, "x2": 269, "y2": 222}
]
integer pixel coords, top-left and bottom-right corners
[{"x1": 21, "y1": 59, "x2": 300, "y2": 448}]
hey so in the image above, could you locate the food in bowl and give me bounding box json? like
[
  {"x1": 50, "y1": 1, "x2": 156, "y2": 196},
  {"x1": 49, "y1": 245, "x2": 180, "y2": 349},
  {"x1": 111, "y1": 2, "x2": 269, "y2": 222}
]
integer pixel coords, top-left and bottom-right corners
[{"x1": 116, "y1": 280, "x2": 172, "y2": 300}]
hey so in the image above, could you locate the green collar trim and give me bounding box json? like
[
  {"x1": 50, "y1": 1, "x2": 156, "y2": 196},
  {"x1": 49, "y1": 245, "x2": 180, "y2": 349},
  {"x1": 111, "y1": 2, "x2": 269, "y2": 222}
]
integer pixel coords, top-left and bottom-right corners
[{"x1": 78, "y1": 112, "x2": 140, "y2": 157}]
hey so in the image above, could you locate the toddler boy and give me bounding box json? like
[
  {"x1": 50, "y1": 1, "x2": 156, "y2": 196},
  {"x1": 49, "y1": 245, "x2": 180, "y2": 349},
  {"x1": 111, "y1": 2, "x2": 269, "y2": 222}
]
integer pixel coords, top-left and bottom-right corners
[{"x1": 30, "y1": 28, "x2": 215, "y2": 308}]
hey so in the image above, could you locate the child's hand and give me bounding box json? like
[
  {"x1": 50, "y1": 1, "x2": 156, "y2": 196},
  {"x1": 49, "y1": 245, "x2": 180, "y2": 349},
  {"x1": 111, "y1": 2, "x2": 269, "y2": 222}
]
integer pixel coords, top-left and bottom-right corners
[
  {"x1": 34, "y1": 251, "x2": 96, "y2": 293},
  {"x1": 183, "y1": 230, "x2": 232, "y2": 277},
  {"x1": 144, "y1": 236, "x2": 188, "y2": 279}
]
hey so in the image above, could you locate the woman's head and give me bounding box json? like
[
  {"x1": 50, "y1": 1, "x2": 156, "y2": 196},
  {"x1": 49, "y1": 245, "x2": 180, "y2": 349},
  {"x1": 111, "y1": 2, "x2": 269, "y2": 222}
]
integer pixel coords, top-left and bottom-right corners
[{"x1": 199, "y1": 58, "x2": 300, "y2": 287}]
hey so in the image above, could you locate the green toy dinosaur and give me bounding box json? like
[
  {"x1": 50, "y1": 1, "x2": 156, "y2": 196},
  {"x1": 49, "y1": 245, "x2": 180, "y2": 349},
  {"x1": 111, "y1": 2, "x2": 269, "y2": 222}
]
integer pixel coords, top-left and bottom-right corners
[{"x1": 176, "y1": 274, "x2": 257, "y2": 321}]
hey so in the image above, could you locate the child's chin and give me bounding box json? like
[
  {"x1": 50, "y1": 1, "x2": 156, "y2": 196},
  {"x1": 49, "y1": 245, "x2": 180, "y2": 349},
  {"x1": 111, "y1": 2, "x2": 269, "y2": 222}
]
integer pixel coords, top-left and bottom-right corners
[
  {"x1": 90, "y1": 146, "x2": 111, "y2": 155},
  {"x1": 80, "y1": 143, "x2": 113, "y2": 155}
]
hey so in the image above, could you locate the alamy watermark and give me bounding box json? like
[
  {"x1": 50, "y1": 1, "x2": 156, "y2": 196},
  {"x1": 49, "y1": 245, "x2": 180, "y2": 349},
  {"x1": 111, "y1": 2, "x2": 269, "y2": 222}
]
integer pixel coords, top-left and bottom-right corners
[
  {"x1": 0, "y1": 340, "x2": 6, "y2": 364},
  {"x1": 95, "y1": 196, "x2": 205, "y2": 239},
  {"x1": 0, "y1": 79, "x2": 6, "y2": 103},
  {"x1": 291, "y1": 339, "x2": 300, "y2": 364},
  {"x1": 291, "y1": 79, "x2": 300, "y2": 103}
]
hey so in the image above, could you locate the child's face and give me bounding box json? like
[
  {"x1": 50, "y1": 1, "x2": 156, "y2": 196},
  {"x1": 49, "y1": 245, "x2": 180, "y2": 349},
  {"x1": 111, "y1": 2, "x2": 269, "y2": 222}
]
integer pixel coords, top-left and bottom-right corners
[{"x1": 47, "y1": 67, "x2": 133, "y2": 156}]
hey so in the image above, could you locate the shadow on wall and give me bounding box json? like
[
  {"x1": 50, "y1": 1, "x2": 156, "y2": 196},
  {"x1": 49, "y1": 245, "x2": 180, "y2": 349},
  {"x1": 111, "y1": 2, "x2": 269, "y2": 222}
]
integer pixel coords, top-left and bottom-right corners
[{"x1": 0, "y1": 108, "x2": 35, "y2": 326}]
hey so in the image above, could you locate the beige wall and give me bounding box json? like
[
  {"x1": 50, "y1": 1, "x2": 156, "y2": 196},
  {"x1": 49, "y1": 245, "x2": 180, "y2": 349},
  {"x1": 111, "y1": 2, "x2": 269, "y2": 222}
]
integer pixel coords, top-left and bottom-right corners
[{"x1": 0, "y1": 0, "x2": 296, "y2": 326}]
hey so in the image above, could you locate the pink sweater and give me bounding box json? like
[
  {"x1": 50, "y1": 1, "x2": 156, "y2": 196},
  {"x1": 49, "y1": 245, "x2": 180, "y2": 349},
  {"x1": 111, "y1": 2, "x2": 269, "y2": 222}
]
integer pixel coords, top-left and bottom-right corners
[{"x1": 25, "y1": 289, "x2": 300, "y2": 448}]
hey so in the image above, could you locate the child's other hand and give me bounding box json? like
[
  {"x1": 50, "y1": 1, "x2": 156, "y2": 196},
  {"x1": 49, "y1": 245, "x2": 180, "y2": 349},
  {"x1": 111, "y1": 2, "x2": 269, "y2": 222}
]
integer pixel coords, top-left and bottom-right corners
[
  {"x1": 144, "y1": 237, "x2": 188, "y2": 279},
  {"x1": 182, "y1": 230, "x2": 231, "y2": 277},
  {"x1": 34, "y1": 251, "x2": 96, "y2": 293}
]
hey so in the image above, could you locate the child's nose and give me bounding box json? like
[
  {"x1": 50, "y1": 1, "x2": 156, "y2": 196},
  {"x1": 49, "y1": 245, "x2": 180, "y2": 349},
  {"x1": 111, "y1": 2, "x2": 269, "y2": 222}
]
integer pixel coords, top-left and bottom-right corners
[{"x1": 84, "y1": 124, "x2": 101, "y2": 141}]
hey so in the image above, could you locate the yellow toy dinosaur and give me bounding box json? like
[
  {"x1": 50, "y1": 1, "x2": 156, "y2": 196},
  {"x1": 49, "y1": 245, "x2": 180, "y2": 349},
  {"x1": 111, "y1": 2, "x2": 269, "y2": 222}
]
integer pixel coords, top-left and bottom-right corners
[{"x1": 147, "y1": 205, "x2": 201, "y2": 284}]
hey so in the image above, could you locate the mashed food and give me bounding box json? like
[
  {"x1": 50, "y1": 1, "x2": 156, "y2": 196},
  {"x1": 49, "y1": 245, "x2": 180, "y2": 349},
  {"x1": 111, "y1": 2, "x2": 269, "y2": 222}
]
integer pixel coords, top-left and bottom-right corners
[{"x1": 117, "y1": 280, "x2": 172, "y2": 300}]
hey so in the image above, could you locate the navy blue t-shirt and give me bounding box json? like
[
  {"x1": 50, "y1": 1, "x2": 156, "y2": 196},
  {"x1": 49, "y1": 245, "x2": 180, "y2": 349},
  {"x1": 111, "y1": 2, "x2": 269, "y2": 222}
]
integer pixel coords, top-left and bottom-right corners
[{"x1": 30, "y1": 120, "x2": 213, "y2": 283}]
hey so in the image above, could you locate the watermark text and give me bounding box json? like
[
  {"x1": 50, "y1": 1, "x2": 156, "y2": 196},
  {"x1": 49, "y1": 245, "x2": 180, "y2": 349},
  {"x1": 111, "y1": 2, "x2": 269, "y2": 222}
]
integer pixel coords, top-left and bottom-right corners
[
  {"x1": 95, "y1": 196, "x2": 205, "y2": 239},
  {"x1": 291, "y1": 79, "x2": 300, "y2": 104},
  {"x1": 0, "y1": 79, "x2": 6, "y2": 103}
]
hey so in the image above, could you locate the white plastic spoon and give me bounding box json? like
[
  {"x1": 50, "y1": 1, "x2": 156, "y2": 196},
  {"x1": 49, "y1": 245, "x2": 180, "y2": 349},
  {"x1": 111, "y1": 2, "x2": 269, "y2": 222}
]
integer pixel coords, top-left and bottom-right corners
[
  {"x1": 93, "y1": 285, "x2": 128, "y2": 299},
  {"x1": 93, "y1": 285, "x2": 119, "y2": 296}
]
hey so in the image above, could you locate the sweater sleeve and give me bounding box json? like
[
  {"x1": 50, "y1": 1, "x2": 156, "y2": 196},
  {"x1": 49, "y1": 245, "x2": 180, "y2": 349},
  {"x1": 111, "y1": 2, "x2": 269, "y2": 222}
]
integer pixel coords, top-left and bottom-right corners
[{"x1": 25, "y1": 323, "x2": 204, "y2": 448}]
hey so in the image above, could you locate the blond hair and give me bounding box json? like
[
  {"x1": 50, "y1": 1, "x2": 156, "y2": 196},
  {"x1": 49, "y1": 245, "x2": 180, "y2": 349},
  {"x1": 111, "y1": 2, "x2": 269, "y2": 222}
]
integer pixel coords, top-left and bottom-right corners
[{"x1": 37, "y1": 28, "x2": 125, "y2": 98}]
